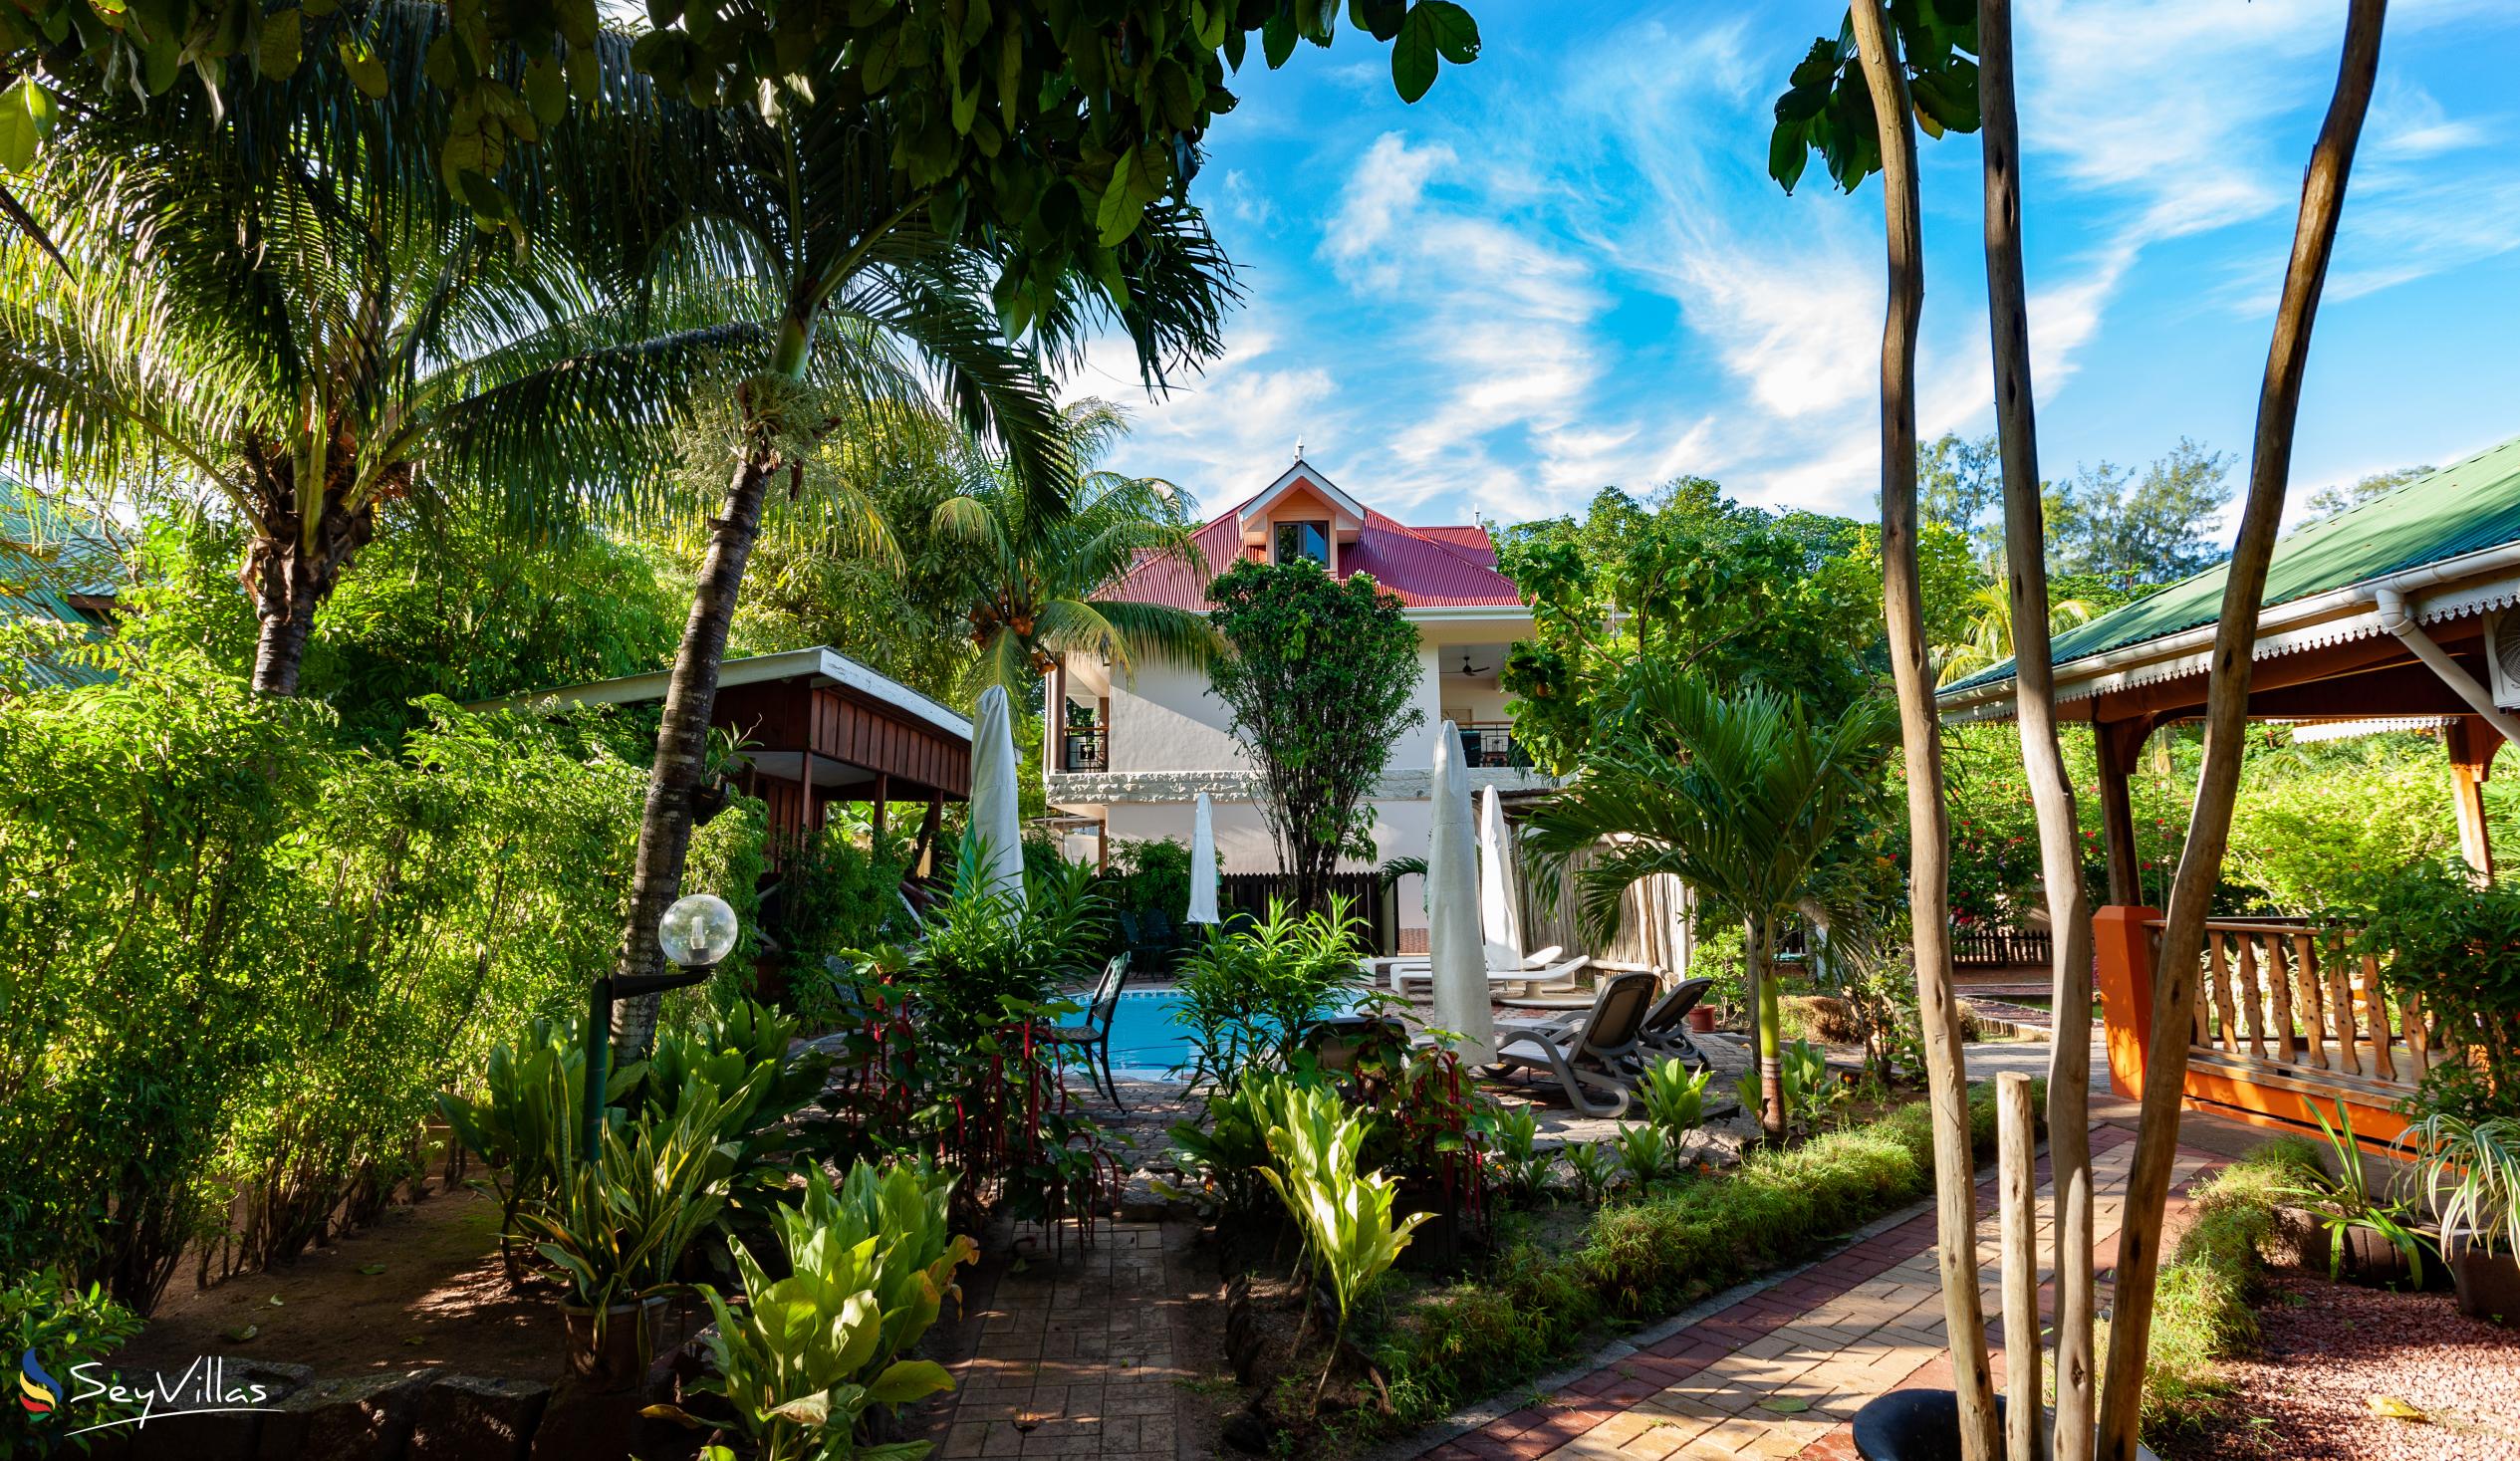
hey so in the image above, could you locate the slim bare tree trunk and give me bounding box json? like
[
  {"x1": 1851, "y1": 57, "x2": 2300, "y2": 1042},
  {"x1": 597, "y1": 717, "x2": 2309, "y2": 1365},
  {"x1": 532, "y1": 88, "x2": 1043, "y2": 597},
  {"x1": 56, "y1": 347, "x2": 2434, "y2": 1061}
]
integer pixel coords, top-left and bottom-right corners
[
  {"x1": 2096, "y1": 5, "x2": 2388, "y2": 1455},
  {"x1": 1976, "y1": 5, "x2": 2096, "y2": 1455},
  {"x1": 1752, "y1": 914, "x2": 1784, "y2": 1141},
  {"x1": 610, "y1": 443, "x2": 777, "y2": 1059},
  {"x1": 1848, "y1": 5, "x2": 1997, "y2": 1455}
]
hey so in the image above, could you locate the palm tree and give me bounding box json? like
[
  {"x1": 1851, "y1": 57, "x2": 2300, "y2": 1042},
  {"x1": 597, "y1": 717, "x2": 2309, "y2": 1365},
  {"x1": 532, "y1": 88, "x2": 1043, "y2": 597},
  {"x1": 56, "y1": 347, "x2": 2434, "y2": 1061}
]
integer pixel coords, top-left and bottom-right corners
[
  {"x1": 1934, "y1": 577, "x2": 2097, "y2": 686},
  {"x1": 932, "y1": 399, "x2": 1221, "y2": 702},
  {"x1": 582, "y1": 89, "x2": 1235, "y2": 1057},
  {"x1": 0, "y1": 10, "x2": 721, "y2": 695},
  {"x1": 1523, "y1": 667, "x2": 1895, "y2": 1141}
]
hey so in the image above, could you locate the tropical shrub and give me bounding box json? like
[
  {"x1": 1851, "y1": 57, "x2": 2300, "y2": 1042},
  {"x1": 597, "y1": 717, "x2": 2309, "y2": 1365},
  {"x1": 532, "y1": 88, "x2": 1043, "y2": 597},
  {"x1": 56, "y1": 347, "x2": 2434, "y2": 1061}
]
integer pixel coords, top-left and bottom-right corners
[
  {"x1": 1353, "y1": 1037, "x2": 1495, "y2": 1236},
  {"x1": 1636, "y1": 1058, "x2": 1712, "y2": 1141},
  {"x1": 437, "y1": 1017, "x2": 618, "y2": 1282},
  {"x1": 514, "y1": 1081, "x2": 741, "y2": 1344},
  {"x1": 669, "y1": 1161, "x2": 974, "y2": 1461},
  {"x1": 0, "y1": 653, "x2": 745, "y2": 1312},
  {"x1": 2346, "y1": 857, "x2": 2520, "y2": 1119},
  {"x1": 817, "y1": 849, "x2": 1122, "y2": 1231},
  {"x1": 1, "y1": 1268, "x2": 143, "y2": 1455},
  {"x1": 1172, "y1": 898, "x2": 1372, "y2": 1092},
  {"x1": 1614, "y1": 1124, "x2": 1672, "y2": 1189},
  {"x1": 772, "y1": 822, "x2": 917, "y2": 983},
  {"x1": 630, "y1": 997, "x2": 835, "y2": 1229},
  {"x1": 1257, "y1": 1081, "x2": 1431, "y2": 1408},
  {"x1": 1098, "y1": 836, "x2": 1193, "y2": 925}
]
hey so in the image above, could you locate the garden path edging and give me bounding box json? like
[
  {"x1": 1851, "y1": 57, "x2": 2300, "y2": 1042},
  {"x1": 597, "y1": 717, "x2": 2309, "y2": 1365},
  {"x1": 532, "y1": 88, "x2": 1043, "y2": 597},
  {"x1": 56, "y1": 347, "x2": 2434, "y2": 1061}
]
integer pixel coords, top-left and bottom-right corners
[{"x1": 1360, "y1": 1163, "x2": 1974, "y2": 1461}]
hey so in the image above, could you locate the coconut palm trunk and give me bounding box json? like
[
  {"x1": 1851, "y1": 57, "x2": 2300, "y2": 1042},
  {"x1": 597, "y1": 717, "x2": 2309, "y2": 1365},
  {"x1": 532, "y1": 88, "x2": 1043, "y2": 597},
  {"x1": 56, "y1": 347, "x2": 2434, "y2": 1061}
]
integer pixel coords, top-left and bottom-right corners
[
  {"x1": 1975, "y1": 4, "x2": 2095, "y2": 1453},
  {"x1": 2096, "y1": 4, "x2": 2388, "y2": 1455},
  {"x1": 1750, "y1": 913, "x2": 1785, "y2": 1141},
  {"x1": 607, "y1": 440, "x2": 777, "y2": 1054},
  {"x1": 1847, "y1": 3, "x2": 1998, "y2": 1456}
]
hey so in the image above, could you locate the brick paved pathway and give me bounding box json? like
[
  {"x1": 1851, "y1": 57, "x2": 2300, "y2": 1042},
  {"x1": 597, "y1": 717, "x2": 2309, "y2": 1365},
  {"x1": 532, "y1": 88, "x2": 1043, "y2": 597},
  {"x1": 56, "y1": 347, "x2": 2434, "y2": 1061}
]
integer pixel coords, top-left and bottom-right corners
[
  {"x1": 1423, "y1": 1126, "x2": 2222, "y2": 1460},
  {"x1": 930, "y1": 1221, "x2": 1202, "y2": 1460}
]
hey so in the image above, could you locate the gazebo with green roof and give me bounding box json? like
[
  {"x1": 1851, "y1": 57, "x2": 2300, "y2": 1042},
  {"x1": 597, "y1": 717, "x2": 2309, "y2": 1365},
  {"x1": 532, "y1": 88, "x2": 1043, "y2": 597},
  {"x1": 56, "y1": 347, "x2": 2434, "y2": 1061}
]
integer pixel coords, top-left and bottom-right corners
[
  {"x1": 1935, "y1": 436, "x2": 2520, "y2": 1141},
  {"x1": 1939, "y1": 434, "x2": 2520, "y2": 895}
]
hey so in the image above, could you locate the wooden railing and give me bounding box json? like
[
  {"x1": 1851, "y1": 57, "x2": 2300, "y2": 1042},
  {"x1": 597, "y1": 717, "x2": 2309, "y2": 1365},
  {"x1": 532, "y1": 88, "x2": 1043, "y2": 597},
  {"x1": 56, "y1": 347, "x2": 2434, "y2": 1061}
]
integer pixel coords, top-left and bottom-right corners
[
  {"x1": 2093, "y1": 910, "x2": 2455, "y2": 1142},
  {"x1": 1952, "y1": 923, "x2": 2052, "y2": 968}
]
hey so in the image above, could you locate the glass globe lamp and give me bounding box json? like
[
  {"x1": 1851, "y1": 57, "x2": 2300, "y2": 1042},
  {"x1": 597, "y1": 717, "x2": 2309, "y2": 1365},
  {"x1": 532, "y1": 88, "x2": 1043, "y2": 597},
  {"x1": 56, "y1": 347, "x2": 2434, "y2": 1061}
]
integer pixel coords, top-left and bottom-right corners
[{"x1": 657, "y1": 892, "x2": 740, "y2": 969}]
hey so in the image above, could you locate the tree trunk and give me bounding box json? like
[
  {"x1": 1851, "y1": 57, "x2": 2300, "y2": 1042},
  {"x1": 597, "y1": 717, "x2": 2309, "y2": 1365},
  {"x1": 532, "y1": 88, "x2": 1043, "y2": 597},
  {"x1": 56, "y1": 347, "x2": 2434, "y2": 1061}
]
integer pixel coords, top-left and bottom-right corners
[
  {"x1": 242, "y1": 490, "x2": 377, "y2": 697},
  {"x1": 1975, "y1": 5, "x2": 2096, "y2": 1455},
  {"x1": 2095, "y1": 5, "x2": 2387, "y2": 1457},
  {"x1": 1752, "y1": 914, "x2": 1784, "y2": 1141},
  {"x1": 1847, "y1": 4, "x2": 1999, "y2": 1457},
  {"x1": 609, "y1": 446, "x2": 777, "y2": 1060}
]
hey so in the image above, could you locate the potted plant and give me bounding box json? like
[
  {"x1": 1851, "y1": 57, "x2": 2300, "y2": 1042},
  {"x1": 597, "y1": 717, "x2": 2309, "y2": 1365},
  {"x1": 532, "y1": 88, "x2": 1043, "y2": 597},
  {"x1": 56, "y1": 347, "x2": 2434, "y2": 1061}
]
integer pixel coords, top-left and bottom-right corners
[
  {"x1": 2404, "y1": 1111, "x2": 2520, "y2": 1324},
  {"x1": 2274, "y1": 1099, "x2": 2437, "y2": 1289},
  {"x1": 518, "y1": 1082, "x2": 738, "y2": 1389}
]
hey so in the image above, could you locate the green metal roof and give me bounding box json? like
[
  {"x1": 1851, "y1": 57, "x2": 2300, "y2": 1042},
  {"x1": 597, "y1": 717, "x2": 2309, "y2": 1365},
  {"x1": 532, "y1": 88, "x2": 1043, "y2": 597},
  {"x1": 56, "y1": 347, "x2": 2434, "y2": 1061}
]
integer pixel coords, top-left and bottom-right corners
[
  {"x1": 1939, "y1": 434, "x2": 2520, "y2": 698},
  {"x1": 1, "y1": 475, "x2": 118, "y2": 690}
]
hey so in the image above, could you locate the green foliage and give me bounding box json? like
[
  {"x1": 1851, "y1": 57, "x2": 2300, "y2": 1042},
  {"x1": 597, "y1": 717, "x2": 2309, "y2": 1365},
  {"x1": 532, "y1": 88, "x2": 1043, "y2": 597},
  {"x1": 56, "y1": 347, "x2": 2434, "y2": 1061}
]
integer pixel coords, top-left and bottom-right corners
[
  {"x1": 515, "y1": 1080, "x2": 740, "y2": 1335},
  {"x1": 2, "y1": 1268, "x2": 142, "y2": 1455},
  {"x1": 1494, "y1": 483, "x2": 1890, "y2": 773},
  {"x1": 1561, "y1": 1140, "x2": 1619, "y2": 1206},
  {"x1": 2344, "y1": 857, "x2": 2520, "y2": 1119},
  {"x1": 436, "y1": 1017, "x2": 617, "y2": 1282},
  {"x1": 1636, "y1": 1059, "x2": 1711, "y2": 1141},
  {"x1": 1207, "y1": 558, "x2": 1424, "y2": 912},
  {"x1": 630, "y1": 997, "x2": 835, "y2": 1227},
  {"x1": 0, "y1": 651, "x2": 682, "y2": 1312},
  {"x1": 1768, "y1": 0, "x2": 1980, "y2": 196},
  {"x1": 820, "y1": 849, "x2": 1122, "y2": 1231},
  {"x1": 2040, "y1": 439, "x2": 2238, "y2": 594},
  {"x1": 2226, "y1": 738, "x2": 2458, "y2": 915},
  {"x1": 673, "y1": 1161, "x2": 974, "y2": 1461},
  {"x1": 2275, "y1": 1099, "x2": 2436, "y2": 1282},
  {"x1": 2402, "y1": 1112, "x2": 2520, "y2": 1258},
  {"x1": 1168, "y1": 1071, "x2": 1292, "y2": 1216},
  {"x1": 1099, "y1": 836, "x2": 1194, "y2": 923},
  {"x1": 931, "y1": 400, "x2": 1220, "y2": 701},
  {"x1": 1525, "y1": 668, "x2": 1894, "y2": 1134},
  {"x1": 774, "y1": 824, "x2": 918, "y2": 983},
  {"x1": 1614, "y1": 1123, "x2": 1672, "y2": 1190},
  {"x1": 1486, "y1": 1105, "x2": 1553, "y2": 1202},
  {"x1": 2115, "y1": 1140, "x2": 2317, "y2": 1438},
  {"x1": 301, "y1": 514, "x2": 687, "y2": 748},
  {"x1": 1257, "y1": 1080, "x2": 1431, "y2": 1406},
  {"x1": 1173, "y1": 898, "x2": 1372, "y2": 1092}
]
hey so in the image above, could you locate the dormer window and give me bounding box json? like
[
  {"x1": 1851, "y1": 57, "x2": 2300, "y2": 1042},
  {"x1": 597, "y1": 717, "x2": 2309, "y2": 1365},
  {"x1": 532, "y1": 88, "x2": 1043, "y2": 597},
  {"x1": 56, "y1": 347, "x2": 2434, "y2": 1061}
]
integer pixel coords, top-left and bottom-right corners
[{"x1": 1274, "y1": 520, "x2": 1330, "y2": 567}]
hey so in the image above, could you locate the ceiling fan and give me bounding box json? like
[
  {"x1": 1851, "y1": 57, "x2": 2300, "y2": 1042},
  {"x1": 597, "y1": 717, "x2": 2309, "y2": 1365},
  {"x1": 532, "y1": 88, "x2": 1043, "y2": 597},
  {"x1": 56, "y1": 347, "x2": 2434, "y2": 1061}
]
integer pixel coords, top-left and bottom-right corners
[{"x1": 1454, "y1": 648, "x2": 1493, "y2": 676}]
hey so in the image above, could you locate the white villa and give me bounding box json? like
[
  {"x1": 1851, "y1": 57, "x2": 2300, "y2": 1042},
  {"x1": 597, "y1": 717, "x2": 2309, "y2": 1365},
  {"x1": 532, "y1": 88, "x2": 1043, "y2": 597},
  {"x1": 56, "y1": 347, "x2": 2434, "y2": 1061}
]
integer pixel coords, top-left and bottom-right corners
[{"x1": 1042, "y1": 456, "x2": 1561, "y2": 948}]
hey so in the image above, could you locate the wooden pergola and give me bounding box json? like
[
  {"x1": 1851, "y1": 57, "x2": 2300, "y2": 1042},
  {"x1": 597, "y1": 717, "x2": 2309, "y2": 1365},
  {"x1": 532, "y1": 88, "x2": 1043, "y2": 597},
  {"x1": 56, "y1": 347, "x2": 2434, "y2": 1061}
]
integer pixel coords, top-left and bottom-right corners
[
  {"x1": 1938, "y1": 439, "x2": 2520, "y2": 1140},
  {"x1": 480, "y1": 647, "x2": 973, "y2": 867}
]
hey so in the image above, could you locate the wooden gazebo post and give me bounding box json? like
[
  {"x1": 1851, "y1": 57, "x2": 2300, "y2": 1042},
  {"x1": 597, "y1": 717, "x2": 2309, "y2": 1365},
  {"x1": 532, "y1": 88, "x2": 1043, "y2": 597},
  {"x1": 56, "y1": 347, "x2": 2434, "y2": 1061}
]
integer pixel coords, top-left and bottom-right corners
[{"x1": 2447, "y1": 715, "x2": 2499, "y2": 879}]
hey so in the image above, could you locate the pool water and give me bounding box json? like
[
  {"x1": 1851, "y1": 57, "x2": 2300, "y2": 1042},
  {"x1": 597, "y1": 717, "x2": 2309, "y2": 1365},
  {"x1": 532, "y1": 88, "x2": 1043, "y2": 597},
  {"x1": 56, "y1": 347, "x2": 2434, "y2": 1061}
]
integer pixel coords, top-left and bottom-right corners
[{"x1": 1090, "y1": 988, "x2": 1375, "y2": 1080}]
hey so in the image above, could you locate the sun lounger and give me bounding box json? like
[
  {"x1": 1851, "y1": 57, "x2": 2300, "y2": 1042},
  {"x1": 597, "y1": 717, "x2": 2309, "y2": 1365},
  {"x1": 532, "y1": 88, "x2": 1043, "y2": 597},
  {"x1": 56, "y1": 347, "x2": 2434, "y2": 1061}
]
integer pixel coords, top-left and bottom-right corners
[{"x1": 1487, "y1": 968, "x2": 1658, "y2": 1117}]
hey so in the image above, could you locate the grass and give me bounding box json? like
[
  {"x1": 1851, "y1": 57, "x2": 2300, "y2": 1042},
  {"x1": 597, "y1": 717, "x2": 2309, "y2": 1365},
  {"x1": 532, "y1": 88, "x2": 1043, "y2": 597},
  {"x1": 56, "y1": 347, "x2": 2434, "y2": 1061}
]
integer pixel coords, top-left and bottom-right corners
[
  {"x1": 1354, "y1": 1084, "x2": 2025, "y2": 1440},
  {"x1": 2101, "y1": 1135, "x2": 2324, "y2": 1440}
]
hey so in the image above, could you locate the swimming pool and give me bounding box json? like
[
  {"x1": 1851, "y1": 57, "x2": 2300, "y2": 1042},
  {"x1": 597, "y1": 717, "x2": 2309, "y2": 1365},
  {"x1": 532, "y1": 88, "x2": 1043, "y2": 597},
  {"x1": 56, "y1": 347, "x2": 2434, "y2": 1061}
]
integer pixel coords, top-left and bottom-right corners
[{"x1": 1089, "y1": 988, "x2": 1375, "y2": 1080}]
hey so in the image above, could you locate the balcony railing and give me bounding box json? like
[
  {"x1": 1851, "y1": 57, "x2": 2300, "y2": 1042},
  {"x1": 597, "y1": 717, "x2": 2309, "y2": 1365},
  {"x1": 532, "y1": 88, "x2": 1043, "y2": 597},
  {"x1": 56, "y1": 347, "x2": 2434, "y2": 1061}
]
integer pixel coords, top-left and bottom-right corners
[
  {"x1": 1455, "y1": 722, "x2": 1529, "y2": 769},
  {"x1": 1061, "y1": 726, "x2": 1108, "y2": 772}
]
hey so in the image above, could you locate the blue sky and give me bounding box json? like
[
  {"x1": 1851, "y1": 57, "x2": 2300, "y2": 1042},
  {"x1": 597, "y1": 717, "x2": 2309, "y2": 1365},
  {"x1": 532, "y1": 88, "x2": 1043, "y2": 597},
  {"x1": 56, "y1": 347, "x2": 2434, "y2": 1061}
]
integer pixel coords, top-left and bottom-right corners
[{"x1": 1060, "y1": 0, "x2": 2520, "y2": 534}]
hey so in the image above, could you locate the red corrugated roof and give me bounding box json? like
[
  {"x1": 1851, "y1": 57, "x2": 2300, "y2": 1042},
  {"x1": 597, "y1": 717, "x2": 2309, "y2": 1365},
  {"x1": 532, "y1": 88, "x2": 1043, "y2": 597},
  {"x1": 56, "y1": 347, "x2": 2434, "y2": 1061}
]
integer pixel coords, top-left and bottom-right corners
[{"x1": 1098, "y1": 493, "x2": 1524, "y2": 609}]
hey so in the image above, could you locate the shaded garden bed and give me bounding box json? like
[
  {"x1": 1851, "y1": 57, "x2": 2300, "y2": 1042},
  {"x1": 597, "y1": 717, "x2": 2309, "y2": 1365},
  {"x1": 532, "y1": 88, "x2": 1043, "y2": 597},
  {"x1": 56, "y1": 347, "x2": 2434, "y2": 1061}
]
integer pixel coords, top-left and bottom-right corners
[{"x1": 2156, "y1": 1269, "x2": 2520, "y2": 1460}]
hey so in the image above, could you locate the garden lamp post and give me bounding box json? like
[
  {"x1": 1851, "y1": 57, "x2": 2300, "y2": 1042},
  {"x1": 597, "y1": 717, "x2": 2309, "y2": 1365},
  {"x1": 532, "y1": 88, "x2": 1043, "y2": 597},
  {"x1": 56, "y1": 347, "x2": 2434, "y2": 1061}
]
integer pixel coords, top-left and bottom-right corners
[{"x1": 583, "y1": 891, "x2": 740, "y2": 1153}]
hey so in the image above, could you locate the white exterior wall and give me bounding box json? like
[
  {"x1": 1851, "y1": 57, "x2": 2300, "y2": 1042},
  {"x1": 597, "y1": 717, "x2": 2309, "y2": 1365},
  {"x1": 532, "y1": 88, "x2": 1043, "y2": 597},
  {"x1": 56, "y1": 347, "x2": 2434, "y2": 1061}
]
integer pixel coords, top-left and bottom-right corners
[{"x1": 1048, "y1": 610, "x2": 1556, "y2": 940}]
